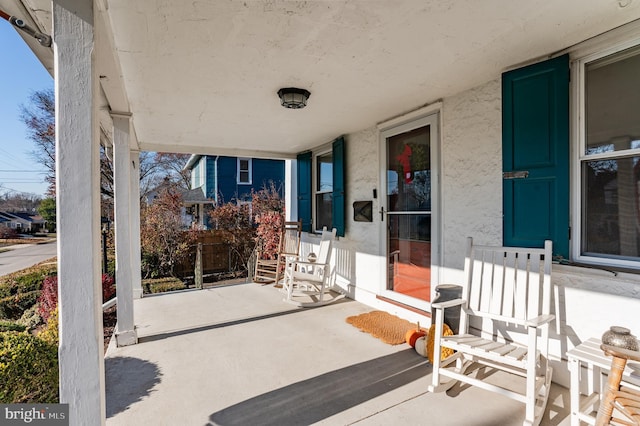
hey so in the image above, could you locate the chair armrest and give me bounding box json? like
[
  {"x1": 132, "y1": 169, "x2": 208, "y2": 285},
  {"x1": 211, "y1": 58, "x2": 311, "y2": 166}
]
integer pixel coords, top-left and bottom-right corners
[
  {"x1": 432, "y1": 298, "x2": 466, "y2": 310},
  {"x1": 525, "y1": 314, "x2": 555, "y2": 327},
  {"x1": 293, "y1": 260, "x2": 328, "y2": 268}
]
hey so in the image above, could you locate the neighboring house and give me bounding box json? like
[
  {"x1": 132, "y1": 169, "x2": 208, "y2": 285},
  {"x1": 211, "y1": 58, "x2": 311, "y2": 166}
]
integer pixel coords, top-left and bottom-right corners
[
  {"x1": 183, "y1": 154, "x2": 286, "y2": 228},
  {"x1": 10, "y1": 212, "x2": 46, "y2": 232},
  {"x1": 0, "y1": 211, "x2": 43, "y2": 232},
  {"x1": 145, "y1": 179, "x2": 215, "y2": 229}
]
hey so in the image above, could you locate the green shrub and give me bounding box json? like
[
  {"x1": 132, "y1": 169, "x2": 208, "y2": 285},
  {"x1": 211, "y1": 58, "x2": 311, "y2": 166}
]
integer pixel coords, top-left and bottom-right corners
[
  {"x1": 38, "y1": 308, "x2": 58, "y2": 346},
  {"x1": 0, "y1": 291, "x2": 42, "y2": 321},
  {"x1": 0, "y1": 263, "x2": 56, "y2": 298},
  {"x1": 143, "y1": 277, "x2": 187, "y2": 294},
  {"x1": 0, "y1": 331, "x2": 58, "y2": 403},
  {"x1": 16, "y1": 305, "x2": 42, "y2": 332},
  {"x1": 0, "y1": 321, "x2": 26, "y2": 333}
]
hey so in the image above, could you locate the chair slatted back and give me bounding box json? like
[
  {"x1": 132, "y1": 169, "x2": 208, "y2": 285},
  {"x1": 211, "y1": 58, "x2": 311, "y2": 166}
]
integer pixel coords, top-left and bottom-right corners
[
  {"x1": 280, "y1": 220, "x2": 302, "y2": 256},
  {"x1": 463, "y1": 237, "x2": 552, "y2": 325},
  {"x1": 316, "y1": 227, "x2": 336, "y2": 264}
]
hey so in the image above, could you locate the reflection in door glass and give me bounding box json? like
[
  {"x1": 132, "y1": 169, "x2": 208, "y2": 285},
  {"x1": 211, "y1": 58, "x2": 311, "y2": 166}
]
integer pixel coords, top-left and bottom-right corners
[
  {"x1": 387, "y1": 126, "x2": 431, "y2": 212},
  {"x1": 386, "y1": 125, "x2": 432, "y2": 302}
]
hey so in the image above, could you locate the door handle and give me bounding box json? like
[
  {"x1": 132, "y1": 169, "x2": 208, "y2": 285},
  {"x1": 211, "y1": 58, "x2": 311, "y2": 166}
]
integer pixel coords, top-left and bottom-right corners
[{"x1": 379, "y1": 206, "x2": 385, "y2": 221}]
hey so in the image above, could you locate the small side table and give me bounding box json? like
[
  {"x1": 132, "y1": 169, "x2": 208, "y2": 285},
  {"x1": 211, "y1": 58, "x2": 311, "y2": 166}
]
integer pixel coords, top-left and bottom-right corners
[{"x1": 567, "y1": 338, "x2": 640, "y2": 426}]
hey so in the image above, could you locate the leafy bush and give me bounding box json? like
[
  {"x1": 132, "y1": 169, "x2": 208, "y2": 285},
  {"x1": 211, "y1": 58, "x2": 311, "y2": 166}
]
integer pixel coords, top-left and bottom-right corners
[
  {"x1": 254, "y1": 211, "x2": 283, "y2": 260},
  {"x1": 38, "y1": 274, "x2": 115, "y2": 322},
  {"x1": 0, "y1": 331, "x2": 58, "y2": 403},
  {"x1": 0, "y1": 227, "x2": 18, "y2": 239},
  {"x1": 16, "y1": 305, "x2": 42, "y2": 332},
  {"x1": 141, "y1": 190, "x2": 197, "y2": 278},
  {"x1": 102, "y1": 274, "x2": 116, "y2": 302},
  {"x1": 37, "y1": 276, "x2": 57, "y2": 322},
  {"x1": 0, "y1": 291, "x2": 41, "y2": 321},
  {"x1": 0, "y1": 262, "x2": 56, "y2": 299},
  {"x1": 143, "y1": 277, "x2": 186, "y2": 294},
  {"x1": 38, "y1": 307, "x2": 58, "y2": 346},
  {"x1": 209, "y1": 202, "x2": 255, "y2": 272},
  {"x1": 0, "y1": 321, "x2": 26, "y2": 333}
]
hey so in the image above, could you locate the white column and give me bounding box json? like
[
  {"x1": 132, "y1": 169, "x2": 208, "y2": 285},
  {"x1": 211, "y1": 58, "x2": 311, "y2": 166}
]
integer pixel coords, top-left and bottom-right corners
[
  {"x1": 285, "y1": 159, "x2": 297, "y2": 222},
  {"x1": 130, "y1": 150, "x2": 143, "y2": 299},
  {"x1": 112, "y1": 113, "x2": 137, "y2": 346},
  {"x1": 53, "y1": 1, "x2": 105, "y2": 425}
]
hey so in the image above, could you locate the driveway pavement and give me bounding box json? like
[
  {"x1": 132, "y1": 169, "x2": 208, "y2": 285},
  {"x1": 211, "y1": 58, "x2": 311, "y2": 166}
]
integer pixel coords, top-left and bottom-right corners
[{"x1": 0, "y1": 240, "x2": 57, "y2": 276}]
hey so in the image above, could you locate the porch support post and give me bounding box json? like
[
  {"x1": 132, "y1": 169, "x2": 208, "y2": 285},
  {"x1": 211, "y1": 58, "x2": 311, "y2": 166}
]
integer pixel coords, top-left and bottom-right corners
[
  {"x1": 285, "y1": 159, "x2": 297, "y2": 222},
  {"x1": 130, "y1": 150, "x2": 143, "y2": 299},
  {"x1": 112, "y1": 113, "x2": 138, "y2": 346},
  {"x1": 53, "y1": 0, "x2": 106, "y2": 424}
]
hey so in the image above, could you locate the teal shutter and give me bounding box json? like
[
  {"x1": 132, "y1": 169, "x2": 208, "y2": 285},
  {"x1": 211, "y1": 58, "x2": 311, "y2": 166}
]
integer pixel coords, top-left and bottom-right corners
[
  {"x1": 502, "y1": 54, "x2": 569, "y2": 258},
  {"x1": 332, "y1": 136, "x2": 345, "y2": 237},
  {"x1": 297, "y1": 152, "x2": 312, "y2": 232}
]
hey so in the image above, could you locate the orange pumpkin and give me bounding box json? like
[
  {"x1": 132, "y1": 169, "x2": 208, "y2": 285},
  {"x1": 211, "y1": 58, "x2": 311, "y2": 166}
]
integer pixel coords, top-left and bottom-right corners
[{"x1": 405, "y1": 321, "x2": 427, "y2": 347}]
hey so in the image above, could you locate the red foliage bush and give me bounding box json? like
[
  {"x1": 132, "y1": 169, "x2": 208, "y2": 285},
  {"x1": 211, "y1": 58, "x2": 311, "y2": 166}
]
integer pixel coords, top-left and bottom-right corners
[
  {"x1": 252, "y1": 183, "x2": 285, "y2": 260},
  {"x1": 254, "y1": 212, "x2": 283, "y2": 260},
  {"x1": 38, "y1": 274, "x2": 116, "y2": 321},
  {"x1": 102, "y1": 274, "x2": 115, "y2": 302},
  {"x1": 38, "y1": 276, "x2": 57, "y2": 322}
]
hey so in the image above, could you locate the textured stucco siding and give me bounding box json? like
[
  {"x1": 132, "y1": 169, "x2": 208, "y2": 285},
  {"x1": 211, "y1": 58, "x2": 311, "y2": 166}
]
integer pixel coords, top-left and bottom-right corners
[
  {"x1": 440, "y1": 78, "x2": 503, "y2": 280},
  {"x1": 333, "y1": 77, "x2": 640, "y2": 386}
]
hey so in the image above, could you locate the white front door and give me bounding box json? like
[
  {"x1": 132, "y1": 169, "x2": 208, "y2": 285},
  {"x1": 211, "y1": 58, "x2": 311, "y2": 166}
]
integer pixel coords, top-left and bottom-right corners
[{"x1": 380, "y1": 112, "x2": 440, "y2": 310}]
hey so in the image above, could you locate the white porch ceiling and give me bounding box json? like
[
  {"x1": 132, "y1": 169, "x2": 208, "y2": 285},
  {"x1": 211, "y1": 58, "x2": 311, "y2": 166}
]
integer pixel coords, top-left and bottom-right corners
[{"x1": 6, "y1": 0, "x2": 640, "y2": 158}]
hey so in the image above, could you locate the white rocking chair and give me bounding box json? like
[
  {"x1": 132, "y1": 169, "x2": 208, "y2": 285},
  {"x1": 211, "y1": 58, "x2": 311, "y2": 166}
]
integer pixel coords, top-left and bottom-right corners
[
  {"x1": 428, "y1": 237, "x2": 554, "y2": 426},
  {"x1": 282, "y1": 227, "x2": 345, "y2": 308}
]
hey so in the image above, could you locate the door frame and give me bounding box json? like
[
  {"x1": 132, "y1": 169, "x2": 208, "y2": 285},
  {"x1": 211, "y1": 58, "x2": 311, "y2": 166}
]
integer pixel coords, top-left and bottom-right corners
[{"x1": 378, "y1": 109, "x2": 442, "y2": 312}]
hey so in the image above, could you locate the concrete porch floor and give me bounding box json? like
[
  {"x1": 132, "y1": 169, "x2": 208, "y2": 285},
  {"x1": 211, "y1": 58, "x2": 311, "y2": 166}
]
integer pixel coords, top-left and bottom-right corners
[{"x1": 105, "y1": 282, "x2": 572, "y2": 426}]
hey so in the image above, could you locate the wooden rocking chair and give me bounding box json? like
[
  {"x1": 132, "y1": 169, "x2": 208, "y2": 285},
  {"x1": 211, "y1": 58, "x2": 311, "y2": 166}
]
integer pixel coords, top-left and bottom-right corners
[
  {"x1": 428, "y1": 237, "x2": 554, "y2": 426},
  {"x1": 253, "y1": 220, "x2": 301, "y2": 284}
]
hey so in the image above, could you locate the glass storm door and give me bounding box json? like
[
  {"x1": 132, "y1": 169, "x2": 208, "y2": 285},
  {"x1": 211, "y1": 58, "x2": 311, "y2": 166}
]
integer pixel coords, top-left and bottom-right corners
[{"x1": 383, "y1": 116, "x2": 437, "y2": 304}]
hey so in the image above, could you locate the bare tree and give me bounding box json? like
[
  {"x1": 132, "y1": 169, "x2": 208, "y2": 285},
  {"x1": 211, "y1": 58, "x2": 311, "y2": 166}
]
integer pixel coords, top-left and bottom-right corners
[
  {"x1": 153, "y1": 153, "x2": 192, "y2": 190},
  {"x1": 21, "y1": 89, "x2": 190, "y2": 200},
  {"x1": 21, "y1": 89, "x2": 55, "y2": 196}
]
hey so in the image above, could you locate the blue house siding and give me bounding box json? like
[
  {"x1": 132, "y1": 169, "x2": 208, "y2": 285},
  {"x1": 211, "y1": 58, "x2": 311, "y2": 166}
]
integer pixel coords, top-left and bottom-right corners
[
  {"x1": 205, "y1": 156, "x2": 217, "y2": 200},
  {"x1": 187, "y1": 155, "x2": 285, "y2": 206},
  {"x1": 250, "y1": 159, "x2": 285, "y2": 196},
  {"x1": 215, "y1": 157, "x2": 285, "y2": 203}
]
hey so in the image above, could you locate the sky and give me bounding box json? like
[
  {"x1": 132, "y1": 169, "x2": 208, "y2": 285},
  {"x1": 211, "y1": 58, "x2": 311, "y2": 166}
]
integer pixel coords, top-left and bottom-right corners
[{"x1": 0, "y1": 19, "x2": 53, "y2": 198}]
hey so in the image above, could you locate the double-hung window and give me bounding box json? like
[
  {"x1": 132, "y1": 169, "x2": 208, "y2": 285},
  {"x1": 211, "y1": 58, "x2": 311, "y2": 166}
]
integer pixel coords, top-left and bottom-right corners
[
  {"x1": 315, "y1": 151, "x2": 333, "y2": 231},
  {"x1": 237, "y1": 158, "x2": 252, "y2": 185},
  {"x1": 575, "y1": 43, "x2": 640, "y2": 269}
]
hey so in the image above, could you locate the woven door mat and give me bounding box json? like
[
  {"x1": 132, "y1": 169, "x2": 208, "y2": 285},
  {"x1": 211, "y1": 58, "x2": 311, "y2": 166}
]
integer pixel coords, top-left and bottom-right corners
[{"x1": 346, "y1": 310, "x2": 417, "y2": 345}]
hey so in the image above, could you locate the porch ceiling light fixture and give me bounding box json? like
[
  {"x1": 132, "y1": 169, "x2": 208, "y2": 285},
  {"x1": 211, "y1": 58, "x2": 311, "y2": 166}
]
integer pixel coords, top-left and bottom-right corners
[{"x1": 277, "y1": 87, "x2": 311, "y2": 109}]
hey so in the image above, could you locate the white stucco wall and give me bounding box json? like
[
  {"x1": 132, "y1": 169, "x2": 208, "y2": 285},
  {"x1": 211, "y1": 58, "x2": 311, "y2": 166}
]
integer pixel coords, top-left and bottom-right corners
[{"x1": 331, "y1": 76, "x2": 640, "y2": 387}]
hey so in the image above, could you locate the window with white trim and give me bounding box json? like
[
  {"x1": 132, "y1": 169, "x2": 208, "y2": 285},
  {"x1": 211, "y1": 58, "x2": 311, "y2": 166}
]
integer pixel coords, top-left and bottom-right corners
[
  {"x1": 315, "y1": 151, "x2": 333, "y2": 232},
  {"x1": 575, "y1": 43, "x2": 640, "y2": 269},
  {"x1": 237, "y1": 158, "x2": 252, "y2": 184}
]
